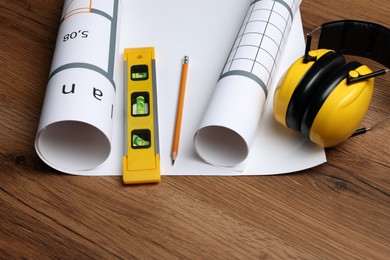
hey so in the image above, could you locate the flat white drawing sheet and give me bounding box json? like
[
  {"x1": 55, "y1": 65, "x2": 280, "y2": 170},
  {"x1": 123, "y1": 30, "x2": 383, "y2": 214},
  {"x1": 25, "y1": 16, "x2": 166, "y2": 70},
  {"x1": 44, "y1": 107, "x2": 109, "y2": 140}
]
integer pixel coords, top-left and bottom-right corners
[{"x1": 35, "y1": 0, "x2": 326, "y2": 175}]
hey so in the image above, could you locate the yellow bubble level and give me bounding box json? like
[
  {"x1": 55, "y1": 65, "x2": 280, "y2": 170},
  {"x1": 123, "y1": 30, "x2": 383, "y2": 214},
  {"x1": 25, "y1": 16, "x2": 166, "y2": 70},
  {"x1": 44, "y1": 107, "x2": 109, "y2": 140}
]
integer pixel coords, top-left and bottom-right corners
[{"x1": 122, "y1": 47, "x2": 160, "y2": 184}]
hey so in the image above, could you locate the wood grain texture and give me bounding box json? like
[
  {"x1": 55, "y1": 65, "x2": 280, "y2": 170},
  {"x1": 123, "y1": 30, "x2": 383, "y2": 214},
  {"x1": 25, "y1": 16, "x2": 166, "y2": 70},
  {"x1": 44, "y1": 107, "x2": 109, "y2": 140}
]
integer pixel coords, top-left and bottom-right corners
[{"x1": 0, "y1": 0, "x2": 389, "y2": 258}]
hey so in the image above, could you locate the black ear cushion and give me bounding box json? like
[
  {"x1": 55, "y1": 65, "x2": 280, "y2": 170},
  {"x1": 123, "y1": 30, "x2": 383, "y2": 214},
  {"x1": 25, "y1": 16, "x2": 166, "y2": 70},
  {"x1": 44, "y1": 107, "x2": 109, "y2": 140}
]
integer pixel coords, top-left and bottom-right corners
[
  {"x1": 300, "y1": 61, "x2": 363, "y2": 137},
  {"x1": 286, "y1": 51, "x2": 346, "y2": 131}
]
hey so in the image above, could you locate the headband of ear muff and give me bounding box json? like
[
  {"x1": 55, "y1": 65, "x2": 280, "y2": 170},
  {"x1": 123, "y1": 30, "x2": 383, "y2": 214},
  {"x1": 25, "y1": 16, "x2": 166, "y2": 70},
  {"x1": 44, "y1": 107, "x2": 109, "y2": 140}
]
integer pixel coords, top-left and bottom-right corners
[
  {"x1": 300, "y1": 61, "x2": 363, "y2": 138},
  {"x1": 318, "y1": 20, "x2": 390, "y2": 68},
  {"x1": 285, "y1": 51, "x2": 346, "y2": 131}
]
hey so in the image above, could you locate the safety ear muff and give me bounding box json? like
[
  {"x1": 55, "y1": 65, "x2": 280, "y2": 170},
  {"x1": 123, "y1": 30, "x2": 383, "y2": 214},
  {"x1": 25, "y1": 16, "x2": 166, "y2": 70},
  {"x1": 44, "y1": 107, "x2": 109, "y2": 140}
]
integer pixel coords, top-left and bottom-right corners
[
  {"x1": 285, "y1": 51, "x2": 346, "y2": 131},
  {"x1": 303, "y1": 62, "x2": 374, "y2": 147},
  {"x1": 273, "y1": 49, "x2": 345, "y2": 130},
  {"x1": 274, "y1": 20, "x2": 388, "y2": 148},
  {"x1": 273, "y1": 49, "x2": 336, "y2": 127}
]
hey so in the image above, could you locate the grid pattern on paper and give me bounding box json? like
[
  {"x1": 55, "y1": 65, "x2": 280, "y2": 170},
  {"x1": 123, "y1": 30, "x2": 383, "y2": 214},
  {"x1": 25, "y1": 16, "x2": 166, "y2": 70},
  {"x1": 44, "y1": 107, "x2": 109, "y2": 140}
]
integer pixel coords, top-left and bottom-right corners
[
  {"x1": 62, "y1": 0, "x2": 116, "y2": 21},
  {"x1": 219, "y1": 0, "x2": 299, "y2": 96}
]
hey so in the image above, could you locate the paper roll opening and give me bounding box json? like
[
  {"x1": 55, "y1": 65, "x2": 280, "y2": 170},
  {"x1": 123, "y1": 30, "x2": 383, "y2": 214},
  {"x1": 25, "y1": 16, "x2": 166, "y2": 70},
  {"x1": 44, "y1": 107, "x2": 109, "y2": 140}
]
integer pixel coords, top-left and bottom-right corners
[
  {"x1": 36, "y1": 121, "x2": 111, "y2": 171},
  {"x1": 194, "y1": 126, "x2": 248, "y2": 167}
]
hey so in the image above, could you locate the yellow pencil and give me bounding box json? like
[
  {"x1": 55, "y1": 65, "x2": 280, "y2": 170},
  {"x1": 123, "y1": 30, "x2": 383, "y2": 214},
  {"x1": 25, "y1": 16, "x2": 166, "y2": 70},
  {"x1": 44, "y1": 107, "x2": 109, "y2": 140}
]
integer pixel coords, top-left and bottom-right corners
[{"x1": 171, "y1": 56, "x2": 189, "y2": 165}]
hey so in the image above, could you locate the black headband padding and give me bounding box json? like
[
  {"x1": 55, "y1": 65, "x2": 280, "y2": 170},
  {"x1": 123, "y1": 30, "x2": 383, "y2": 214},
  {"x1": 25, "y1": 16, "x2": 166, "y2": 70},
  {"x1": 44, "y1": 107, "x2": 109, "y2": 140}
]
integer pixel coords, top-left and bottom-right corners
[{"x1": 318, "y1": 20, "x2": 390, "y2": 68}]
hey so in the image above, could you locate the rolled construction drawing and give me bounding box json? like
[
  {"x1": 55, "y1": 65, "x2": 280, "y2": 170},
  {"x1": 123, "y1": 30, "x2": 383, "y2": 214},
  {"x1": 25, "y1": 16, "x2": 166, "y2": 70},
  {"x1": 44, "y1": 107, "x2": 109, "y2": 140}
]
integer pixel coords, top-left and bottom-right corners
[
  {"x1": 35, "y1": 0, "x2": 120, "y2": 172},
  {"x1": 194, "y1": 0, "x2": 301, "y2": 167}
]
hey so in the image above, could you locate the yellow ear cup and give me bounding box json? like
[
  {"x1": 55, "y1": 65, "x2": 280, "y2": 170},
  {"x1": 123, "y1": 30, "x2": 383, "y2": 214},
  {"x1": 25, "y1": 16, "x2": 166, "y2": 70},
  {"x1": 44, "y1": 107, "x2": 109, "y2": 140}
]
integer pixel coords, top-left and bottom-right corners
[
  {"x1": 273, "y1": 49, "x2": 334, "y2": 127},
  {"x1": 309, "y1": 65, "x2": 374, "y2": 147}
]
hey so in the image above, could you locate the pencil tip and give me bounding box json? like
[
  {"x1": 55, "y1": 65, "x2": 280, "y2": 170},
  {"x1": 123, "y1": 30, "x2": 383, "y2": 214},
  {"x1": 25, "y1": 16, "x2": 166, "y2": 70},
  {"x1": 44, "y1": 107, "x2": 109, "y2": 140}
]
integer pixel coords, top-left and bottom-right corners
[{"x1": 171, "y1": 152, "x2": 177, "y2": 165}]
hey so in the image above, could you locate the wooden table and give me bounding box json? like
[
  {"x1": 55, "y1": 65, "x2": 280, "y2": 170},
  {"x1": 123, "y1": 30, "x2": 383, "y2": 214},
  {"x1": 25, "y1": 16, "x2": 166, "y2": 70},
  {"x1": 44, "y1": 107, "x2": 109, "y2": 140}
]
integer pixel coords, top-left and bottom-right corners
[{"x1": 1, "y1": 0, "x2": 389, "y2": 258}]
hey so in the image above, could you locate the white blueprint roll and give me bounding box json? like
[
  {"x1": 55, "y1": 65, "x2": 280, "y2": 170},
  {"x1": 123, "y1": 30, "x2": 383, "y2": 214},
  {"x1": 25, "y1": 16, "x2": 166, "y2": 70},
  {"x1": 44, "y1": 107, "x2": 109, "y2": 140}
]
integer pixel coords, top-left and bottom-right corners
[
  {"x1": 194, "y1": 0, "x2": 301, "y2": 167},
  {"x1": 35, "y1": 0, "x2": 120, "y2": 172}
]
